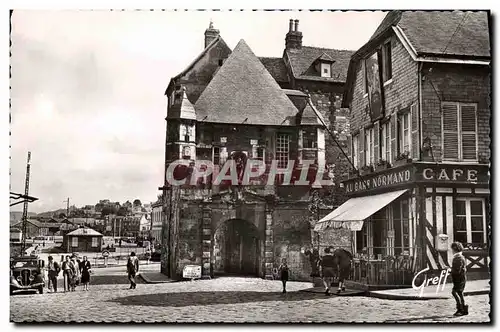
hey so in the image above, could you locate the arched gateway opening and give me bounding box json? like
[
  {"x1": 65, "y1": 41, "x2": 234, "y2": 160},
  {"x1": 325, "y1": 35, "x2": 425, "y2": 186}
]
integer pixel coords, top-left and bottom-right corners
[{"x1": 213, "y1": 219, "x2": 261, "y2": 276}]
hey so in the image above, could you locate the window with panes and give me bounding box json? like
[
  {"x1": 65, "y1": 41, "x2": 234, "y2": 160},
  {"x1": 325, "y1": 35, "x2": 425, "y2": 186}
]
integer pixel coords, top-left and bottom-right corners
[
  {"x1": 398, "y1": 112, "x2": 411, "y2": 155},
  {"x1": 381, "y1": 121, "x2": 391, "y2": 162},
  {"x1": 276, "y1": 133, "x2": 291, "y2": 168},
  {"x1": 442, "y1": 102, "x2": 478, "y2": 161},
  {"x1": 364, "y1": 127, "x2": 374, "y2": 166},
  {"x1": 352, "y1": 135, "x2": 359, "y2": 168},
  {"x1": 455, "y1": 198, "x2": 486, "y2": 245}
]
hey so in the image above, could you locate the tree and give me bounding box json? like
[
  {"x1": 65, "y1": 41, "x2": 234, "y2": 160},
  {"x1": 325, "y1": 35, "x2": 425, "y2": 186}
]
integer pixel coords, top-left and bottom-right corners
[
  {"x1": 117, "y1": 206, "x2": 128, "y2": 217},
  {"x1": 133, "y1": 199, "x2": 142, "y2": 207},
  {"x1": 58, "y1": 213, "x2": 66, "y2": 219},
  {"x1": 101, "y1": 206, "x2": 118, "y2": 217}
]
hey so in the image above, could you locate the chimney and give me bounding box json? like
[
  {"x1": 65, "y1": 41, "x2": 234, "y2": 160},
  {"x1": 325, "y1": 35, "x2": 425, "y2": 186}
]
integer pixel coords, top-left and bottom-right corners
[
  {"x1": 285, "y1": 18, "x2": 303, "y2": 50},
  {"x1": 204, "y1": 20, "x2": 220, "y2": 48}
]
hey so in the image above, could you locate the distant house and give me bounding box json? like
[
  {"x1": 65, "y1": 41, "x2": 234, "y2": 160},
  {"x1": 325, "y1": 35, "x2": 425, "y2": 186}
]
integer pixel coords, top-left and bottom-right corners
[
  {"x1": 63, "y1": 227, "x2": 103, "y2": 253},
  {"x1": 68, "y1": 217, "x2": 96, "y2": 227},
  {"x1": 139, "y1": 214, "x2": 150, "y2": 233},
  {"x1": 10, "y1": 219, "x2": 49, "y2": 238}
]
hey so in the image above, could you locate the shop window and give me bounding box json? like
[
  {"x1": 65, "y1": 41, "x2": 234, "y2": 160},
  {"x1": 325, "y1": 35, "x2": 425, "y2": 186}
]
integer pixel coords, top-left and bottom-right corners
[
  {"x1": 71, "y1": 237, "x2": 78, "y2": 247},
  {"x1": 364, "y1": 127, "x2": 374, "y2": 166},
  {"x1": 393, "y1": 199, "x2": 410, "y2": 255},
  {"x1": 442, "y1": 102, "x2": 478, "y2": 161},
  {"x1": 380, "y1": 121, "x2": 391, "y2": 163},
  {"x1": 92, "y1": 237, "x2": 99, "y2": 247},
  {"x1": 398, "y1": 112, "x2": 411, "y2": 156},
  {"x1": 352, "y1": 135, "x2": 359, "y2": 169},
  {"x1": 276, "y1": 133, "x2": 291, "y2": 168},
  {"x1": 455, "y1": 198, "x2": 485, "y2": 245}
]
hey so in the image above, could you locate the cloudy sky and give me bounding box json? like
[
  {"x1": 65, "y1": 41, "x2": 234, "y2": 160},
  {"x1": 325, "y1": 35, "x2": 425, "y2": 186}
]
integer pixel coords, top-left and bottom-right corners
[{"x1": 10, "y1": 10, "x2": 387, "y2": 212}]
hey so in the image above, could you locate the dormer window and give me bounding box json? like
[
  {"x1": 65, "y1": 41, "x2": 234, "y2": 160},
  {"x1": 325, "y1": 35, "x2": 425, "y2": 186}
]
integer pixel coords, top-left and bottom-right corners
[
  {"x1": 314, "y1": 52, "x2": 335, "y2": 78},
  {"x1": 321, "y1": 63, "x2": 331, "y2": 78}
]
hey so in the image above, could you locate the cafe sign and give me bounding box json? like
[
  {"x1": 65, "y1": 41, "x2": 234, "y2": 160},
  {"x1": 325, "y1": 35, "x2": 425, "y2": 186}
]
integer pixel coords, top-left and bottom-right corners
[
  {"x1": 344, "y1": 166, "x2": 413, "y2": 194},
  {"x1": 415, "y1": 164, "x2": 489, "y2": 184}
]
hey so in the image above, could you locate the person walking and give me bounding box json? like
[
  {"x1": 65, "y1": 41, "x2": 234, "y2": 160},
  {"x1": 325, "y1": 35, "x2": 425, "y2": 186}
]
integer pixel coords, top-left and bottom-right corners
[
  {"x1": 320, "y1": 248, "x2": 336, "y2": 296},
  {"x1": 127, "y1": 252, "x2": 139, "y2": 289},
  {"x1": 278, "y1": 258, "x2": 289, "y2": 294},
  {"x1": 333, "y1": 248, "x2": 353, "y2": 294},
  {"x1": 80, "y1": 256, "x2": 92, "y2": 291},
  {"x1": 450, "y1": 242, "x2": 468, "y2": 316},
  {"x1": 61, "y1": 256, "x2": 73, "y2": 292},
  {"x1": 47, "y1": 256, "x2": 61, "y2": 293}
]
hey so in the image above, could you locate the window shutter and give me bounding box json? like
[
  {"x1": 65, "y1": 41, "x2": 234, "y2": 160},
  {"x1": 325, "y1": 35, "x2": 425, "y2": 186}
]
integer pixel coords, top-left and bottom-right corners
[
  {"x1": 460, "y1": 104, "x2": 477, "y2": 160},
  {"x1": 347, "y1": 134, "x2": 352, "y2": 165},
  {"x1": 374, "y1": 121, "x2": 380, "y2": 165},
  {"x1": 411, "y1": 104, "x2": 419, "y2": 160},
  {"x1": 359, "y1": 128, "x2": 365, "y2": 167},
  {"x1": 442, "y1": 103, "x2": 459, "y2": 160},
  {"x1": 390, "y1": 115, "x2": 397, "y2": 160}
]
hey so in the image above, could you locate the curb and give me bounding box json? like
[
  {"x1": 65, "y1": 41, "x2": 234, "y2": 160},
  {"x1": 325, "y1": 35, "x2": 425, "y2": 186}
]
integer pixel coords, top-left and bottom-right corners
[
  {"x1": 139, "y1": 273, "x2": 175, "y2": 284},
  {"x1": 367, "y1": 289, "x2": 490, "y2": 301}
]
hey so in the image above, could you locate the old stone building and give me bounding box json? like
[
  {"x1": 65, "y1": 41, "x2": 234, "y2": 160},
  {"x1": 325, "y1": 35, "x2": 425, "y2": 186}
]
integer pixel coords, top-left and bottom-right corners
[
  {"x1": 161, "y1": 20, "x2": 355, "y2": 280},
  {"x1": 315, "y1": 11, "x2": 491, "y2": 286}
]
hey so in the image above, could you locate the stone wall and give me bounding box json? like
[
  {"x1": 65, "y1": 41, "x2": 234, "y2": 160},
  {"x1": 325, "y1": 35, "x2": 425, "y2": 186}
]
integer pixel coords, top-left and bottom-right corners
[{"x1": 272, "y1": 203, "x2": 312, "y2": 281}]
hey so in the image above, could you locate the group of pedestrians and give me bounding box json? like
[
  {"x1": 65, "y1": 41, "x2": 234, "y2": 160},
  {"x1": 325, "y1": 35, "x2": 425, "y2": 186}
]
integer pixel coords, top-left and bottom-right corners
[
  {"x1": 46, "y1": 254, "x2": 92, "y2": 293},
  {"x1": 277, "y1": 246, "x2": 352, "y2": 295}
]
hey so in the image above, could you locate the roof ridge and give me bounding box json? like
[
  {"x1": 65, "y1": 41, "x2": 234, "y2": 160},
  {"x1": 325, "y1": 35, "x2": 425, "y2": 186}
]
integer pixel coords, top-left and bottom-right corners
[{"x1": 301, "y1": 45, "x2": 356, "y2": 53}]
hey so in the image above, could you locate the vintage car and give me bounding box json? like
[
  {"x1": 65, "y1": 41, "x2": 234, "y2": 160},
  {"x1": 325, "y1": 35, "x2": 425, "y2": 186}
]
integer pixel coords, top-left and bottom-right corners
[{"x1": 10, "y1": 256, "x2": 45, "y2": 295}]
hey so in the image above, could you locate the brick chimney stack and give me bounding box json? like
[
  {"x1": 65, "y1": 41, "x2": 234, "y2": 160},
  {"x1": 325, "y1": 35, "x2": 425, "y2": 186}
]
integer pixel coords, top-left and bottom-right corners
[
  {"x1": 285, "y1": 18, "x2": 303, "y2": 50},
  {"x1": 204, "y1": 20, "x2": 220, "y2": 48}
]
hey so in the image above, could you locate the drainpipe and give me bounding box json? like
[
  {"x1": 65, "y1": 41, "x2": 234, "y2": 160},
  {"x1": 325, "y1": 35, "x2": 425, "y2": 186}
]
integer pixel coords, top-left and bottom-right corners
[{"x1": 417, "y1": 62, "x2": 425, "y2": 271}]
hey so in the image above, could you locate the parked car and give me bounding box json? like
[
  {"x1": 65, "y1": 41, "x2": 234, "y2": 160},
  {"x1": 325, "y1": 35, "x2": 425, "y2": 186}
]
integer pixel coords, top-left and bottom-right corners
[{"x1": 10, "y1": 256, "x2": 45, "y2": 295}]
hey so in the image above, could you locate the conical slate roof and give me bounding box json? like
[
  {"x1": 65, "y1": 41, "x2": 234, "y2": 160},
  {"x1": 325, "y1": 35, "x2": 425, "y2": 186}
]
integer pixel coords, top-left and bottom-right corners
[{"x1": 195, "y1": 39, "x2": 298, "y2": 126}]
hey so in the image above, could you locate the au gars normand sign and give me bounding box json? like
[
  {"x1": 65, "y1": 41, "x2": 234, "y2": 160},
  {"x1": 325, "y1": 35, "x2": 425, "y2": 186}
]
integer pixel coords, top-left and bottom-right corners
[{"x1": 345, "y1": 167, "x2": 412, "y2": 193}]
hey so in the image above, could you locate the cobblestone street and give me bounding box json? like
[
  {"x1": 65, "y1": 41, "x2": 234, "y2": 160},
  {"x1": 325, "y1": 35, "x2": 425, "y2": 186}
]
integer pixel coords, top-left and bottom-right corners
[{"x1": 10, "y1": 277, "x2": 490, "y2": 323}]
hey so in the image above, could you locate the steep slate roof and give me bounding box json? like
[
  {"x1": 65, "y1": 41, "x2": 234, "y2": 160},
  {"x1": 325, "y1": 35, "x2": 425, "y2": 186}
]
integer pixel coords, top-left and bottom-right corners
[
  {"x1": 343, "y1": 10, "x2": 490, "y2": 107},
  {"x1": 259, "y1": 57, "x2": 289, "y2": 83},
  {"x1": 165, "y1": 36, "x2": 230, "y2": 96},
  {"x1": 397, "y1": 11, "x2": 490, "y2": 58},
  {"x1": 195, "y1": 39, "x2": 299, "y2": 126},
  {"x1": 370, "y1": 11, "x2": 490, "y2": 58},
  {"x1": 286, "y1": 46, "x2": 355, "y2": 83}
]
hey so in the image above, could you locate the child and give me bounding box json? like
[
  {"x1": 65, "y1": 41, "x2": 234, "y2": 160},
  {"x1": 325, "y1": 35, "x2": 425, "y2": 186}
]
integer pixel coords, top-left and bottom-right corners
[
  {"x1": 450, "y1": 242, "x2": 468, "y2": 316},
  {"x1": 278, "y1": 258, "x2": 289, "y2": 294}
]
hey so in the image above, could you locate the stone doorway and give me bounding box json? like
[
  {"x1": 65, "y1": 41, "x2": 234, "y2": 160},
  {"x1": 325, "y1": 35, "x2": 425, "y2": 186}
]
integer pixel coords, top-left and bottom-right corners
[{"x1": 213, "y1": 219, "x2": 261, "y2": 276}]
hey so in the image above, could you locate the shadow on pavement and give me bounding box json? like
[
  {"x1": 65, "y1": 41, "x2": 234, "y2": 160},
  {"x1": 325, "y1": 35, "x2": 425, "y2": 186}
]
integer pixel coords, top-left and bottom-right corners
[{"x1": 110, "y1": 291, "x2": 323, "y2": 307}]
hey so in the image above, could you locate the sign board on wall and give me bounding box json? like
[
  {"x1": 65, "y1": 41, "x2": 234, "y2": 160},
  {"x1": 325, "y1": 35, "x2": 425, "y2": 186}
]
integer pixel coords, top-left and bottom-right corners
[
  {"x1": 182, "y1": 265, "x2": 202, "y2": 279},
  {"x1": 344, "y1": 165, "x2": 413, "y2": 194},
  {"x1": 414, "y1": 164, "x2": 489, "y2": 185}
]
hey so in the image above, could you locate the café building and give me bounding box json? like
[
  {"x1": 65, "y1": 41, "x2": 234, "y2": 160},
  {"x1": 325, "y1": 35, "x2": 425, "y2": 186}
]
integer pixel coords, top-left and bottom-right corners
[{"x1": 314, "y1": 11, "x2": 491, "y2": 286}]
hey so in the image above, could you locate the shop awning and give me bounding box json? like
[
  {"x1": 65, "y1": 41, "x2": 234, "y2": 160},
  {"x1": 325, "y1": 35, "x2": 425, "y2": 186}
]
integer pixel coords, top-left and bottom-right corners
[{"x1": 314, "y1": 189, "x2": 408, "y2": 232}]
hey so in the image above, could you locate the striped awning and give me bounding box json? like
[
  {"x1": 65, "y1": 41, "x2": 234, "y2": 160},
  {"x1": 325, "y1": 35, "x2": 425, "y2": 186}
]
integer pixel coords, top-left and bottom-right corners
[{"x1": 314, "y1": 189, "x2": 409, "y2": 232}]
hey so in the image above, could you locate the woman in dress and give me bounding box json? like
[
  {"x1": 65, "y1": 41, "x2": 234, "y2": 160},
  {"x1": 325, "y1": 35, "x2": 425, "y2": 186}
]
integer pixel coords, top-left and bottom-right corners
[
  {"x1": 278, "y1": 258, "x2": 289, "y2": 294},
  {"x1": 80, "y1": 256, "x2": 92, "y2": 291}
]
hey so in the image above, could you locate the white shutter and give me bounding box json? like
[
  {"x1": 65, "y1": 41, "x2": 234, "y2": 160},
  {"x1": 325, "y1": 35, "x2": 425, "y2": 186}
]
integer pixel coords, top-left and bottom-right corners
[
  {"x1": 410, "y1": 104, "x2": 419, "y2": 160},
  {"x1": 442, "y1": 103, "x2": 459, "y2": 160},
  {"x1": 460, "y1": 104, "x2": 478, "y2": 160}
]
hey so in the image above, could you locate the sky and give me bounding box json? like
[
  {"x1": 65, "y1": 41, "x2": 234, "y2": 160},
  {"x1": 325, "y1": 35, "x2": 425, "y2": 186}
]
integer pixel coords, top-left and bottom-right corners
[{"x1": 10, "y1": 10, "x2": 387, "y2": 213}]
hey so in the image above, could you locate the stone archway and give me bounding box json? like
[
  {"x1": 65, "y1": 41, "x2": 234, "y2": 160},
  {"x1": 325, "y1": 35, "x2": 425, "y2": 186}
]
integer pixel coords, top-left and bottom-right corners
[{"x1": 213, "y1": 219, "x2": 261, "y2": 276}]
